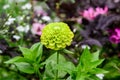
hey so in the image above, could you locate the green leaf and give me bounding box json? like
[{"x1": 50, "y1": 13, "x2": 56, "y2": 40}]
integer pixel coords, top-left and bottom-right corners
[
  {"x1": 88, "y1": 75, "x2": 101, "y2": 80},
  {"x1": 45, "y1": 52, "x2": 66, "y2": 64},
  {"x1": 78, "y1": 48, "x2": 103, "y2": 71},
  {"x1": 14, "y1": 62, "x2": 34, "y2": 74},
  {"x1": 4, "y1": 56, "x2": 26, "y2": 64},
  {"x1": 43, "y1": 62, "x2": 57, "y2": 79},
  {"x1": 30, "y1": 42, "x2": 43, "y2": 63},
  {"x1": 76, "y1": 73, "x2": 89, "y2": 80},
  {"x1": 92, "y1": 50, "x2": 100, "y2": 61},
  {"x1": 79, "y1": 48, "x2": 92, "y2": 65},
  {"x1": 103, "y1": 57, "x2": 120, "y2": 79},
  {"x1": 75, "y1": 48, "x2": 107, "y2": 80},
  {"x1": 63, "y1": 49, "x2": 74, "y2": 54},
  {"x1": 56, "y1": 62, "x2": 75, "y2": 76},
  {"x1": 19, "y1": 42, "x2": 43, "y2": 62},
  {"x1": 90, "y1": 68, "x2": 108, "y2": 74},
  {"x1": 66, "y1": 76, "x2": 74, "y2": 80},
  {"x1": 43, "y1": 52, "x2": 67, "y2": 79},
  {"x1": 90, "y1": 59, "x2": 104, "y2": 69},
  {"x1": 77, "y1": 48, "x2": 92, "y2": 71},
  {"x1": 19, "y1": 47, "x2": 33, "y2": 60}
]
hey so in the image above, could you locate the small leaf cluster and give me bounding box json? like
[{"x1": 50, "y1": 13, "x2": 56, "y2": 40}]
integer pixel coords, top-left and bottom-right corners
[
  {"x1": 58, "y1": 48, "x2": 108, "y2": 80},
  {"x1": 5, "y1": 42, "x2": 43, "y2": 75},
  {"x1": 4, "y1": 43, "x2": 108, "y2": 80}
]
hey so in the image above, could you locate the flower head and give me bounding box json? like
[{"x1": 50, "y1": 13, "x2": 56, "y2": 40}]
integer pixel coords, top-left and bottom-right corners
[
  {"x1": 109, "y1": 27, "x2": 120, "y2": 44},
  {"x1": 41, "y1": 22, "x2": 74, "y2": 50},
  {"x1": 81, "y1": 6, "x2": 108, "y2": 21},
  {"x1": 31, "y1": 23, "x2": 45, "y2": 36}
]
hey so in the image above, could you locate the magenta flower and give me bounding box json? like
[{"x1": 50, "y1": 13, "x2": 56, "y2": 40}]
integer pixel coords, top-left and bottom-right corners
[
  {"x1": 81, "y1": 6, "x2": 108, "y2": 21},
  {"x1": 31, "y1": 23, "x2": 45, "y2": 36},
  {"x1": 109, "y1": 27, "x2": 120, "y2": 44}
]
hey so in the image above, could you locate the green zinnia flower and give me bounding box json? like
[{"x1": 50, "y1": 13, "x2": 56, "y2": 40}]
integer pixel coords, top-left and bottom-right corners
[{"x1": 41, "y1": 22, "x2": 74, "y2": 50}]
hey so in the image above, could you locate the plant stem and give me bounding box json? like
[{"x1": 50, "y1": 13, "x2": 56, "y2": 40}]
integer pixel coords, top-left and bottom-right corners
[
  {"x1": 56, "y1": 51, "x2": 59, "y2": 80},
  {"x1": 34, "y1": 63, "x2": 42, "y2": 80},
  {"x1": 37, "y1": 69, "x2": 41, "y2": 80}
]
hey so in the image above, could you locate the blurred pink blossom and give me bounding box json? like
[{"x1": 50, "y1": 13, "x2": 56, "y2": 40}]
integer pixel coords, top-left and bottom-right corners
[
  {"x1": 33, "y1": 4, "x2": 47, "y2": 16},
  {"x1": 81, "y1": 6, "x2": 108, "y2": 21},
  {"x1": 35, "y1": 10, "x2": 47, "y2": 16},
  {"x1": 31, "y1": 23, "x2": 45, "y2": 36},
  {"x1": 109, "y1": 27, "x2": 120, "y2": 44},
  {"x1": 77, "y1": 18, "x2": 82, "y2": 24},
  {"x1": 95, "y1": 6, "x2": 108, "y2": 15}
]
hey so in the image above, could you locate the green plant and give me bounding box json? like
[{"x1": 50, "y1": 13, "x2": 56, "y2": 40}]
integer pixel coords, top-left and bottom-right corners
[
  {"x1": 41, "y1": 22, "x2": 74, "y2": 80},
  {"x1": 5, "y1": 42, "x2": 43, "y2": 79},
  {"x1": 4, "y1": 22, "x2": 108, "y2": 80},
  {"x1": 65, "y1": 48, "x2": 108, "y2": 80}
]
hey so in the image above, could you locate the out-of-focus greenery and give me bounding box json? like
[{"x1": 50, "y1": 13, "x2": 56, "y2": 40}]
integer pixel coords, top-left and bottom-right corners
[
  {"x1": 0, "y1": 55, "x2": 27, "y2": 80},
  {"x1": 0, "y1": 0, "x2": 120, "y2": 80}
]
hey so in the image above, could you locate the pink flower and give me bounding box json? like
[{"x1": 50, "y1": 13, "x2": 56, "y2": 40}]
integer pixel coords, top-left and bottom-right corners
[
  {"x1": 35, "y1": 10, "x2": 47, "y2": 16},
  {"x1": 81, "y1": 6, "x2": 108, "y2": 21},
  {"x1": 31, "y1": 23, "x2": 45, "y2": 36},
  {"x1": 82, "y1": 7, "x2": 95, "y2": 20},
  {"x1": 109, "y1": 27, "x2": 120, "y2": 44},
  {"x1": 77, "y1": 18, "x2": 82, "y2": 24},
  {"x1": 95, "y1": 6, "x2": 108, "y2": 15}
]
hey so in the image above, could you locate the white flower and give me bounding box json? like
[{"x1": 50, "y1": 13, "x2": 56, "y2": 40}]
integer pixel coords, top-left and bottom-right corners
[
  {"x1": 13, "y1": 35, "x2": 21, "y2": 40},
  {"x1": 81, "y1": 44, "x2": 90, "y2": 49},
  {"x1": 24, "y1": 25, "x2": 30, "y2": 33},
  {"x1": 3, "y1": 4, "x2": 10, "y2": 9},
  {"x1": 5, "y1": 18, "x2": 16, "y2": 25},
  {"x1": 96, "y1": 74, "x2": 104, "y2": 80},
  {"x1": 16, "y1": 26, "x2": 25, "y2": 32},
  {"x1": 73, "y1": 28, "x2": 77, "y2": 33},
  {"x1": 41, "y1": 16, "x2": 51, "y2": 22},
  {"x1": 75, "y1": 44, "x2": 78, "y2": 47},
  {"x1": 17, "y1": 16, "x2": 24, "y2": 21},
  {"x1": 16, "y1": 25, "x2": 30, "y2": 33},
  {"x1": 21, "y1": 3, "x2": 32, "y2": 10}
]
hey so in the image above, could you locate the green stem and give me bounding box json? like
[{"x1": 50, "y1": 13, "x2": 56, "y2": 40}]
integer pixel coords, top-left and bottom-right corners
[
  {"x1": 37, "y1": 69, "x2": 41, "y2": 80},
  {"x1": 34, "y1": 63, "x2": 42, "y2": 80},
  {"x1": 56, "y1": 51, "x2": 59, "y2": 80}
]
